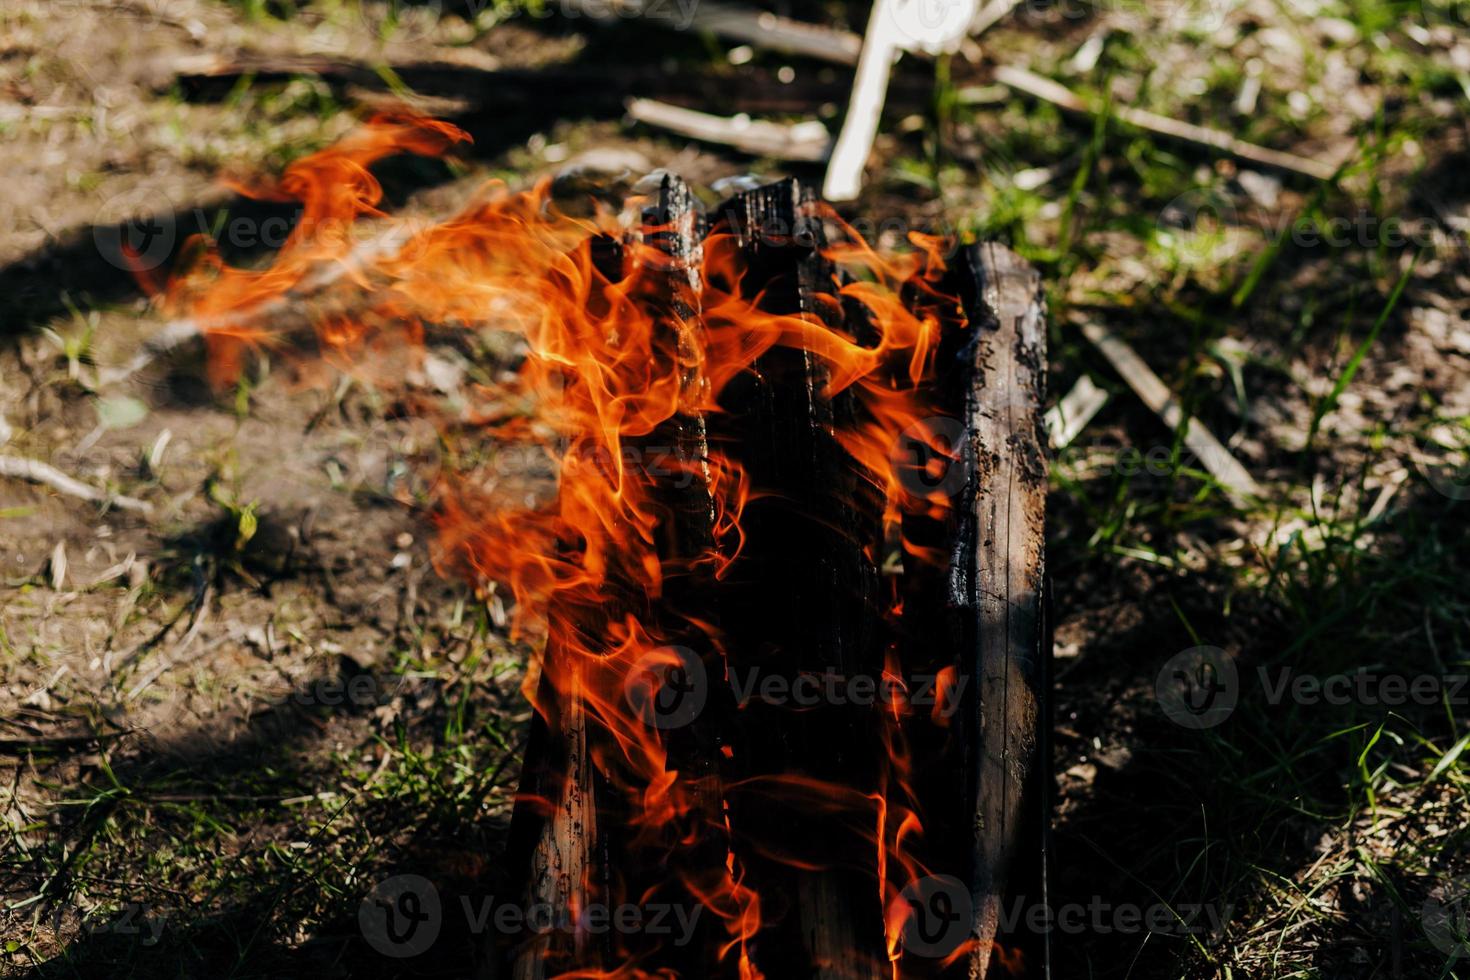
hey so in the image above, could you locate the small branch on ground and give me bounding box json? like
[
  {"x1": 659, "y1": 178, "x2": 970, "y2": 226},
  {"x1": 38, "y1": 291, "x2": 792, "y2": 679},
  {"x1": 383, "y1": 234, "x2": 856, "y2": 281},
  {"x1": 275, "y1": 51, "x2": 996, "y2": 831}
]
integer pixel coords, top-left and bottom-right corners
[
  {"x1": 1045, "y1": 374, "x2": 1109, "y2": 449},
  {"x1": 97, "y1": 226, "x2": 414, "y2": 388},
  {"x1": 625, "y1": 99, "x2": 831, "y2": 161},
  {"x1": 1076, "y1": 316, "x2": 1262, "y2": 507},
  {"x1": 993, "y1": 65, "x2": 1343, "y2": 182},
  {"x1": 677, "y1": 0, "x2": 864, "y2": 63},
  {"x1": 0, "y1": 730, "x2": 136, "y2": 755},
  {"x1": 95, "y1": 319, "x2": 206, "y2": 387},
  {"x1": 0, "y1": 455, "x2": 152, "y2": 513}
]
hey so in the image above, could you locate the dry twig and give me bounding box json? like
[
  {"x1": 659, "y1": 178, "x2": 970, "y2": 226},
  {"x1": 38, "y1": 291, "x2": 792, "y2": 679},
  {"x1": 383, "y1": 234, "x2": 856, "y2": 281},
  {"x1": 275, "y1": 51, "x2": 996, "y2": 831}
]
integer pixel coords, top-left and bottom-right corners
[
  {"x1": 685, "y1": 0, "x2": 863, "y2": 62},
  {"x1": 0, "y1": 455, "x2": 152, "y2": 513},
  {"x1": 626, "y1": 98, "x2": 831, "y2": 161},
  {"x1": 1044, "y1": 374, "x2": 1109, "y2": 449},
  {"x1": 992, "y1": 65, "x2": 1341, "y2": 182},
  {"x1": 98, "y1": 226, "x2": 414, "y2": 387},
  {"x1": 1077, "y1": 317, "x2": 1262, "y2": 507}
]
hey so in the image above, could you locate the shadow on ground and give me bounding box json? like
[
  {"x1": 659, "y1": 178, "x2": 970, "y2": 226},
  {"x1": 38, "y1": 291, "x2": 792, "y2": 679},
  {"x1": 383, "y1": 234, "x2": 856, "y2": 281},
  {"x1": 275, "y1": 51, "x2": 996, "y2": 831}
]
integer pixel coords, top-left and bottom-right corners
[
  {"x1": 6, "y1": 657, "x2": 523, "y2": 980},
  {"x1": 1046, "y1": 471, "x2": 1469, "y2": 977}
]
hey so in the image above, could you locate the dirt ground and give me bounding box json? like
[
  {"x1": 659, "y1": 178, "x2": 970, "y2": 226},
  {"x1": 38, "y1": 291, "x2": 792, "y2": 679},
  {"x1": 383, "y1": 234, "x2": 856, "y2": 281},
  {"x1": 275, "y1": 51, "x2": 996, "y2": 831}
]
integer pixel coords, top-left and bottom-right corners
[{"x1": 2, "y1": 1, "x2": 1469, "y2": 978}]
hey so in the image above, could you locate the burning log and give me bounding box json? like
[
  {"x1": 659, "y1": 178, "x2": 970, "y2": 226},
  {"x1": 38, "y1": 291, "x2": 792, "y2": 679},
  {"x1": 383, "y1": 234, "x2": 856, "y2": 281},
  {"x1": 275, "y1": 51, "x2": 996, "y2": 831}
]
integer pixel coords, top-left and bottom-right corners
[
  {"x1": 119, "y1": 115, "x2": 1050, "y2": 978},
  {"x1": 882, "y1": 240, "x2": 1050, "y2": 980},
  {"x1": 497, "y1": 180, "x2": 1051, "y2": 979},
  {"x1": 497, "y1": 174, "x2": 736, "y2": 978},
  {"x1": 706, "y1": 178, "x2": 889, "y2": 977},
  {"x1": 954, "y1": 244, "x2": 1050, "y2": 980}
]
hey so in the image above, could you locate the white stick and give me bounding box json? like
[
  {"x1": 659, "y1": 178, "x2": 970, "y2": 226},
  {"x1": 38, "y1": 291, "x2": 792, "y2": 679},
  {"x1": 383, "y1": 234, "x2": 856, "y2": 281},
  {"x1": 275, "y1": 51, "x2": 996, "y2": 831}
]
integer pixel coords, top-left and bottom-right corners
[
  {"x1": 1044, "y1": 374, "x2": 1108, "y2": 449},
  {"x1": 824, "y1": 0, "x2": 979, "y2": 201},
  {"x1": 626, "y1": 99, "x2": 831, "y2": 162},
  {"x1": 823, "y1": 0, "x2": 902, "y2": 201},
  {"x1": 0, "y1": 455, "x2": 153, "y2": 513}
]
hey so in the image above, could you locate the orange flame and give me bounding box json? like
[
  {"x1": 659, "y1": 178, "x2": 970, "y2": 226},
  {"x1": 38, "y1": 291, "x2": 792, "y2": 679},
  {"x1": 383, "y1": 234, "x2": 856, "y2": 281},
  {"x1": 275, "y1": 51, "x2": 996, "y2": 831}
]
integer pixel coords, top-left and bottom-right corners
[{"x1": 147, "y1": 112, "x2": 984, "y2": 977}]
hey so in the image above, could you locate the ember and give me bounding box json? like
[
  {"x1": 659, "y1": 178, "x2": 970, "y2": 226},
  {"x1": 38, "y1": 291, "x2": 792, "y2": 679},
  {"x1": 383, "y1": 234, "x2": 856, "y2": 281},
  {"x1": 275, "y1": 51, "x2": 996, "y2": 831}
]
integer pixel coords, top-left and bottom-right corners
[{"x1": 142, "y1": 113, "x2": 1048, "y2": 980}]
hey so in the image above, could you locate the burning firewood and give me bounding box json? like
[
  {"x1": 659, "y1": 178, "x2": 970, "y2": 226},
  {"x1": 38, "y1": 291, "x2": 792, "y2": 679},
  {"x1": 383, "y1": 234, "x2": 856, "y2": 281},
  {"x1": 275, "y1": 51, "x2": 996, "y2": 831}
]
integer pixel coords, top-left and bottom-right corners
[
  {"x1": 128, "y1": 116, "x2": 1051, "y2": 978},
  {"x1": 493, "y1": 178, "x2": 1051, "y2": 978},
  {"x1": 497, "y1": 174, "x2": 741, "y2": 978},
  {"x1": 705, "y1": 177, "x2": 891, "y2": 976},
  {"x1": 954, "y1": 243, "x2": 1050, "y2": 980}
]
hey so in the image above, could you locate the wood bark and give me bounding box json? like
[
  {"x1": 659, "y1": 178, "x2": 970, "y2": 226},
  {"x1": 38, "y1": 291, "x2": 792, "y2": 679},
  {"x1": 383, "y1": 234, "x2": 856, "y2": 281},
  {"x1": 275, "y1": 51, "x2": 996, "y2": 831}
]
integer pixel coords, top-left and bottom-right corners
[{"x1": 954, "y1": 243, "x2": 1050, "y2": 980}]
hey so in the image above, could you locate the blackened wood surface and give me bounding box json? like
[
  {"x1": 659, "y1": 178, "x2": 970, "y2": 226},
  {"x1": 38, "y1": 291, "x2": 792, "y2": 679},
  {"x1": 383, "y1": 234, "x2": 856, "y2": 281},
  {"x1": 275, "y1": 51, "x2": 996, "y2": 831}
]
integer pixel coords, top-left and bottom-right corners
[
  {"x1": 501, "y1": 175, "x2": 722, "y2": 979},
  {"x1": 506, "y1": 676, "x2": 597, "y2": 978},
  {"x1": 709, "y1": 178, "x2": 887, "y2": 979},
  {"x1": 631, "y1": 174, "x2": 734, "y2": 977},
  {"x1": 955, "y1": 243, "x2": 1050, "y2": 980},
  {"x1": 501, "y1": 230, "x2": 622, "y2": 977},
  {"x1": 496, "y1": 186, "x2": 1050, "y2": 980}
]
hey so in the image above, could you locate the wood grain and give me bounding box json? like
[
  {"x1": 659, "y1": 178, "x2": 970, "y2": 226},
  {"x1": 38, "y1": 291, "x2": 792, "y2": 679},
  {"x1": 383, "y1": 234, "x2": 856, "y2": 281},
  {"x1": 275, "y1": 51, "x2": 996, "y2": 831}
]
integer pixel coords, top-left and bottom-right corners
[{"x1": 956, "y1": 243, "x2": 1050, "y2": 980}]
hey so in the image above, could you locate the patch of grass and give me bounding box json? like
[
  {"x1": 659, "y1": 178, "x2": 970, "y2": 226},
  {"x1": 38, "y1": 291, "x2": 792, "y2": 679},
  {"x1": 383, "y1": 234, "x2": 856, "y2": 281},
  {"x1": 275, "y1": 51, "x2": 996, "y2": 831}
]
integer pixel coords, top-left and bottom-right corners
[
  {"x1": 963, "y1": 1, "x2": 1470, "y2": 975},
  {"x1": 0, "y1": 610, "x2": 526, "y2": 978}
]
